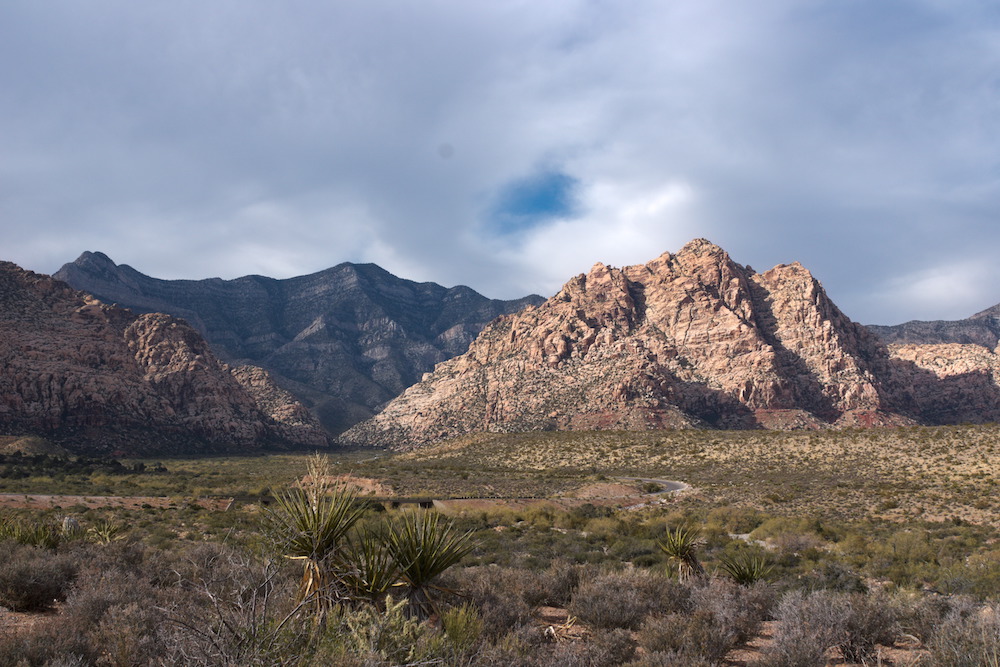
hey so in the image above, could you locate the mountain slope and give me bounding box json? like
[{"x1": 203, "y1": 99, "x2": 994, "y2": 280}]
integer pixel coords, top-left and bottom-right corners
[
  {"x1": 0, "y1": 261, "x2": 327, "y2": 455},
  {"x1": 343, "y1": 239, "x2": 921, "y2": 448},
  {"x1": 343, "y1": 239, "x2": 1000, "y2": 449},
  {"x1": 868, "y1": 305, "x2": 1000, "y2": 348},
  {"x1": 55, "y1": 252, "x2": 543, "y2": 434}
]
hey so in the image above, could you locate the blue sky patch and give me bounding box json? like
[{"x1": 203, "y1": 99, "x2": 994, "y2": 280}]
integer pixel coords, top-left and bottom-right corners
[{"x1": 489, "y1": 169, "x2": 580, "y2": 234}]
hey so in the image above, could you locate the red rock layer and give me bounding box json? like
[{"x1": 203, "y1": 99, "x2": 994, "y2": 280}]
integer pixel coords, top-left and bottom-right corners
[{"x1": 0, "y1": 262, "x2": 328, "y2": 454}]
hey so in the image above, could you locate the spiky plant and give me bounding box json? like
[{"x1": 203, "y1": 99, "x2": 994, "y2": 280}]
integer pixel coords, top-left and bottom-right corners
[
  {"x1": 266, "y1": 454, "x2": 364, "y2": 614},
  {"x1": 385, "y1": 511, "x2": 475, "y2": 619},
  {"x1": 0, "y1": 517, "x2": 61, "y2": 549},
  {"x1": 342, "y1": 528, "x2": 399, "y2": 607},
  {"x1": 657, "y1": 524, "x2": 706, "y2": 582},
  {"x1": 718, "y1": 549, "x2": 772, "y2": 586},
  {"x1": 87, "y1": 519, "x2": 125, "y2": 544}
]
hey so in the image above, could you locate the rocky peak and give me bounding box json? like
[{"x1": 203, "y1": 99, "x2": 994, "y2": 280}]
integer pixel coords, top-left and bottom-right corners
[
  {"x1": 55, "y1": 252, "x2": 545, "y2": 434},
  {"x1": 342, "y1": 241, "x2": 923, "y2": 449}
]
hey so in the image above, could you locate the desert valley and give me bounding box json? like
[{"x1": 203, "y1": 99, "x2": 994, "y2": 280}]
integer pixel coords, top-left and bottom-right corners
[{"x1": 0, "y1": 240, "x2": 998, "y2": 665}]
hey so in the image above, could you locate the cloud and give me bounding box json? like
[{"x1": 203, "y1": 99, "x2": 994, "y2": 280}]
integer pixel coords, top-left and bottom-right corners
[
  {"x1": 2, "y1": 1, "x2": 999, "y2": 324},
  {"x1": 861, "y1": 258, "x2": 1000, "y2": 324}
]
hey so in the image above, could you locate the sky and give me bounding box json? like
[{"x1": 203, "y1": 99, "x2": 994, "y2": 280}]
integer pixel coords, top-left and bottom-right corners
[{"x1": 3, "y1": 1, "x2": 1000, "y2": 325}]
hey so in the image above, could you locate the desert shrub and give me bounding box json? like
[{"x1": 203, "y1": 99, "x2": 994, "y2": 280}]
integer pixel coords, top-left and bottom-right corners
[
  {"x1": 690, "y1": 578, "x2": 775, "y2": 644},
  {"x1": 546, "y1": 627, "x2": 636, "y2": 666},
  {"x1": 759, "y1": 589, "x2": 899, "y2": 667},
  {"x1": 706, "y1": 506, "x2": 766, "y2": 534},
  {"x1": 0, "y1": 615, "x2": 91, "y2": 666},
  {"x1": 926, "y1": 601, "x2": 1000, "y2": 667},
  {"x1": 441, "y1": 602, "x2": 485, "y2": 657},
  {"x1": 0, "y1": 541, "x2": 77, "y2": 611},
  {"x1": 637, "y1": 610, "x2": 736, "y2": 663},
  {"x1": 159, "y1": 549, "x2": 308, "y2": 667},
  {"x1": 626, "y1": 651, "x2": 713, "y2": 667},
  {"x1": 568, "y1": 568, "x2": 688, "y2": 630},
  {"x1": 836, "y1": 592, "x2": 899, "y2": 664},
  {"x1": 471, "y1": 626, "x2": 540, "y2": 667},
  {"x1": 88, "y1": 602, "x2": 165, "y2": 667},
  {"x1": 450, "y1": 566, "x2": 535, "y2": 638},
  {"x1": 798, "y1": 560, "x2": 867, "y2": 593},
  {"x1": 892, "y1": 591, "x2": 955, "y2": 644},
  {"x1": 758, "y1": 590, "x2": 849, "y2": 667},
  {"x1": 750, "y1": 516, "x2": 824, "y2": 542},
  {"x1": 534, "y1": 558, "x2": 587, "y2": 607}
]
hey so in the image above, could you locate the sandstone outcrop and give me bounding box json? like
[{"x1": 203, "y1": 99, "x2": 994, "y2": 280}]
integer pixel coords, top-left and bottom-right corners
[
  {"x1": 0, "y1": 261, "x2": 328, "y2": 455},
  {"x1": 887, "y1": 342, "x2": 1000, "y2": 425},
  {"x1": 55, "y1": 252, "x2": 543, "y2": 434},
  {"x1": 344, "y1": 239, "x2": 999, "y2": 448}
]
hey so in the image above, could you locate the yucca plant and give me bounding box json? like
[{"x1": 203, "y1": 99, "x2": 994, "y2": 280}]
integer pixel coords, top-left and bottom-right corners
[
  {"x1": 87, "y1": 519, "x2": 125, "y2": 544},
  {"x1": 718, "y1": 549, "x2": 772, "y2": 586},
  {"x1": 342, "y1": 528, "x2": 399, "y2": 607},
  {"x1": 657, "y1": 524, "x2": 706, "y2": 582},
  {"x1": 385, "y1": 511, "x2": 475, "y2": 619},
  {"x1": 266, "y1": 454, "x2": 364, "y2": 614},
  {"x1": 0, "y1": 517, "x2": 61, "y2": 549}
]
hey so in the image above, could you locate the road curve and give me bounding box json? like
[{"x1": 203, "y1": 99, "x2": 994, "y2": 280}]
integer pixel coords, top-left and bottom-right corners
[{"x1": 614, "y1": 477, "x2": 689, "y2": 494}]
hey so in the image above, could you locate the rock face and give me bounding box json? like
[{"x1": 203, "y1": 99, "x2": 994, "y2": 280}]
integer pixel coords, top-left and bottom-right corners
[
  {"x1": 343, "y1": 239, "x2": 1000, "y2": 448},
  {"x1": 55, "y1": 252, "x2": 542, "y2": 435},
  {"x1": 888, "y1": 343, "x2": 1000, "y2": 425},
  {"x1": 868, "y1": 305, "x2": 1000, "y2": 348},
  {"x1": 0, "y1": 261, "x2": 327, "y2": 455}
]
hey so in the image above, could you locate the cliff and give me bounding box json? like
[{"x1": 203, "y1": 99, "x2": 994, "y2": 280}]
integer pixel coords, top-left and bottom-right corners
[
  {"x1": 55, "y1": 252, "x2": 543, "y2": 434},
  {"x1": 0, "y1": 261, "x2": 327, "y2": 455},
  {"x1": 344, "y1": 240, "x2": 1000, "y2": 448}
]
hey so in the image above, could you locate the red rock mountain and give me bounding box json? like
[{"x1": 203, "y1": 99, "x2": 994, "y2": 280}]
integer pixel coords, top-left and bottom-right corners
[
  {"x1": 0, "y1": 261, "x2": 328, "y2": 455},
  {"x1": 343, "y1": 239, "x2": 1000, "y2": 448}
]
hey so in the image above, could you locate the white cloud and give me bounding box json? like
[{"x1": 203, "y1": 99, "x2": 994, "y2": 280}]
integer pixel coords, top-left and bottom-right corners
[
  {"x1": 2, "y1": 1, "x2": 999, "y2": 324},
  {"x1": 862, "y1": 259, "x2": 1000, "y2": 324}
]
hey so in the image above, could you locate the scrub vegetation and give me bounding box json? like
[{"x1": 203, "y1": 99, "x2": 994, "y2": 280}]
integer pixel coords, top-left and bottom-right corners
[{"x1": 0, "y1": 425, "x2": 998, "y2": 665}]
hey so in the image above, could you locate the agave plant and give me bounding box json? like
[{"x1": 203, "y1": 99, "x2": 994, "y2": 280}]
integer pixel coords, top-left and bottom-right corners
[
  {"x1": 657, "y1": 524, "x2": 706, "y2": 582},
  {"x1": 385, "y1": 511, "x2": 475, "y2": 619},
  {"x1": 266, "y1": 454, "x2": 364, "y2": 613},
  {"x1": 718, "y1": 549, "x2": 772, "y2": 586}
]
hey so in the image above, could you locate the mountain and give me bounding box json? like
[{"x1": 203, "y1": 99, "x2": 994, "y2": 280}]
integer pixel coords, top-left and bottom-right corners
[
  {"x1": 0, "y1": 261, "x2": 327, "y2": 455},
  {"x1": 868, "y1": 305, "x2": 1000, "y2": 348},
  {"x1": 342, "y1": 239, "x2": 1000, "y2": 448},
  {"x1": 55, "y1": 252, "x2": 543, "y2": 434}
]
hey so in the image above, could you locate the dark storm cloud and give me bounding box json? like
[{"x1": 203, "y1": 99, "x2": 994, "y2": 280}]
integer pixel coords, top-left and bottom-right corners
[{"x1": 3, "y1": 1, "x2": 1000, "y2": 324}]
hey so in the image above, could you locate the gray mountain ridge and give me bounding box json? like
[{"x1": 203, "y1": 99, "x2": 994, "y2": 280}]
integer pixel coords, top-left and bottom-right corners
[
  {"x1": 55, "y1": 252, "x2": 544, "y2": 435},
  {"x1": 868, "y1": 304, "x2": 1000, "y2": 348}
]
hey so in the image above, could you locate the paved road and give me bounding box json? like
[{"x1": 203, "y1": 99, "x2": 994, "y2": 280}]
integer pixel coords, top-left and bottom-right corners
[{"x1": 614, "y1": 477, "x2": 689, "y2": 494}]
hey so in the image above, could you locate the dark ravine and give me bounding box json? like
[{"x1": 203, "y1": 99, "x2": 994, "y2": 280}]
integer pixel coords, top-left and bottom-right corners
[
  {"x1": 343, "y1": 239, "x2": 1000, "y2": 449},
  {"x1": 0, "y1": 261, "x2": 328, "y2": 455},
  {"x1": 55, "y1": 252, "x2": 543, "y2": 434}
]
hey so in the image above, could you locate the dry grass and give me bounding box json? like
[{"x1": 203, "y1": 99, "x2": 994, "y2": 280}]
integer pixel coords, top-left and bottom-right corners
[{"x1": 366, "y1": 424, "x2": 1000, "y2": 527}]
